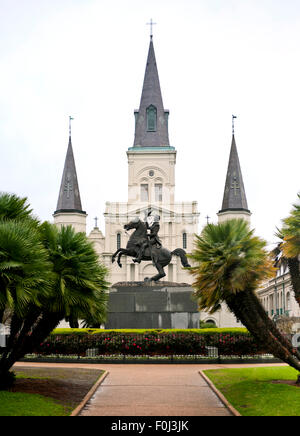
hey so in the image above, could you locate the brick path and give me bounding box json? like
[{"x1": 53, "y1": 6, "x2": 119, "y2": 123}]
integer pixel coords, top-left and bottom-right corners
[{"x1": 15, "y1": 362, "x2": 287, "y2": 417}]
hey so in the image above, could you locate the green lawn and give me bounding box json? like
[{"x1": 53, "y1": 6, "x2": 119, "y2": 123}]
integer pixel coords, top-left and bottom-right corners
[
  {"x1": 204, "y1": 366, "x2": 300, "y2": 416},
  {"x1": 0, "y1": 391, "x2": 71, "y2": 416},
  {"x1": 0, "y1": 367, "x2": 103, "y2": 416}
]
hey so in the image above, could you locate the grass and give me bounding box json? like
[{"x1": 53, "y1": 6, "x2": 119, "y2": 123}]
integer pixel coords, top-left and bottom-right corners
[
  {"x1": 0, "y1": 391, "x2": 71, "y2": 416},
  {"x1": 204, "y1": 366, "x2": 300, "y2": 416},
  {"x1": 0, "y1": 367, "x2": 104, "y2": 416}
]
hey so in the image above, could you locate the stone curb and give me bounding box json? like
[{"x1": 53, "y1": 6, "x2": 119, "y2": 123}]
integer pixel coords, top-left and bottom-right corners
[
  {"x1": 70, "y1": 370, "x2": 109, "y2": 416},
  {"x1": 199, "y1": 370, "x2": 241, "y2": 417}
]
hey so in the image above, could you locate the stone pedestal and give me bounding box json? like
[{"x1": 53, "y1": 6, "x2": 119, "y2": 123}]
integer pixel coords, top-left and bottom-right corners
[{"x1": 105, "y1": 282, "x2": 199, "y2": 329}]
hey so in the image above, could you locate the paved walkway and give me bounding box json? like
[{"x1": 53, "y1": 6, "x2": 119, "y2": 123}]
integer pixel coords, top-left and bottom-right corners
[
  {"x1": 14, "y1": 362, "x2": 287, "y2": 417},
  {"x1": 80, "y1": 364, "x2": 231, "y2": 416}
]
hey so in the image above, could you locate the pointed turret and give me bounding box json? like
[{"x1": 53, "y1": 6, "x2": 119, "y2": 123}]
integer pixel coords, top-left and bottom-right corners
[
  {"x1": 53, "y1": 129, "x2": 87, "y2": 233},
  {"x1": 133, "y1": 37, "x2": 170, "y2": 148},
  {"x1": 54, "y1": 135, "x2": 84, "y2": 213},
  {"x1": 217, "y1": 134, "x2": 251, "y2": 223}
]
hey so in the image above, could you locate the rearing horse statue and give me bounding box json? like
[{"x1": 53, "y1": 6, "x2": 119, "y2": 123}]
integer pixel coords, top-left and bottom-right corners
[{"x1": 111, "y1": 217, "x2": 191, "y2": 282}]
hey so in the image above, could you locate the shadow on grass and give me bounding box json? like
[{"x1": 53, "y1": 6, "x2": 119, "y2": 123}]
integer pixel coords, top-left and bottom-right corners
[{"x1": 0, "y1": 366, "x2": 104, "y2": 416}]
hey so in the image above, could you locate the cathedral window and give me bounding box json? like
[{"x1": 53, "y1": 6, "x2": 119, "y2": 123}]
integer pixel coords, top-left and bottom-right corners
[
  {"x1": 183, "y1": 232, "x2": 187, "y2": 249},
  {"x1": 286, "y1": 292, "x2": 291, "y2": 311},
  {"x1": 141, "y1": 184, "x2": 149, "y2": 201},
  {"x1": 147, "y1": 105, "x2": 157, "y2": 132},
  {"x1": 117, "y1": 233, "x2": 121, "y2": 250},
  {"x1": 155, "y1": 184, "x2": 163, "y2": 202},
  {"x1": 130, "y1": 264, "x2": 135, "y2": 281}
]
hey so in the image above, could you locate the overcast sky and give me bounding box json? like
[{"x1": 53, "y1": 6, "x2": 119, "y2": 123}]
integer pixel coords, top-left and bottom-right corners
[{"x1": 0, "y1": 0, "x2": 299, "y2": 247}]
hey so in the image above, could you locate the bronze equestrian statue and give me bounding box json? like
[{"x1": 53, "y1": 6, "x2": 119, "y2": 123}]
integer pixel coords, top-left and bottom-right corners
[
  {"x1": 133, "y1": 212, "x2": 162, "y2": 264},
  {"x1": 111, "y1": 212, "x2": 191, "y2": 282}
]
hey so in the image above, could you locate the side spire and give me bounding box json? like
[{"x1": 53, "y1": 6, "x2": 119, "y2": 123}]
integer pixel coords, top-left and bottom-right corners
[
  {"x1": 54, "y1": 118, "x2": 85, "y2": 215},
  {"x1": 133, "y1": 36, "x2": 170, "y2": 148},
  {"x1": 218, "y1": 127, "x2": 251, "y2": 223}
]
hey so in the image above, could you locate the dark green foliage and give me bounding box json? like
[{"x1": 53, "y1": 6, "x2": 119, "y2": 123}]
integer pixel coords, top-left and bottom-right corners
[
  {"x1": 0, "y1": 219, "x2": 53, "y2": 315},
  {"x1": 0, "y1": 193, "x2": 33, "y2": 222},
  {"x1": 0, "y1": 193, "x2": 109, "y2": 387}
]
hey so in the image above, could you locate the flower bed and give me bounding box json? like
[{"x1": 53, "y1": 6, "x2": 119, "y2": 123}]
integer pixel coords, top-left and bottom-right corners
[{"x1": 33, "y1": 328, "x2": 269, "y2": 358}]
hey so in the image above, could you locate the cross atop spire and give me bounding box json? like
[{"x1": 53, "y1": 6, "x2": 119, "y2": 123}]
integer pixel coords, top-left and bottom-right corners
[
  {"x1": 69, "y1": 116, "x2": 74, "y2": 138},
  {"x1": 147, "y1": 19, "x2": 157, "y2": 39},
  {"x1": 232, "y1": 115, "x2": 237, "y2": 135}
]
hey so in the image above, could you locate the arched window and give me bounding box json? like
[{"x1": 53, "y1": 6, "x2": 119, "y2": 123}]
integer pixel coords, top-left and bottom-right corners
[
  {"x1": 147, "y1": 105, "x2": 157, "y2": 132},
  {"x1": 204, "y1": 319, "x2": 217, "y2": 327},
  {"x1": 117, "y1": 233, "x2": 121, "y2": 250},
  {"x1": 183, "y1": 232, "x2": 187, "y2": 249}
]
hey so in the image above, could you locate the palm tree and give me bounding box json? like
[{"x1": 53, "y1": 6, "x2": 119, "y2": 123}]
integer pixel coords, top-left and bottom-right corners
[
  {"x1": 0, "y1": 219, "x2": 53, "y2": 385},
  {"x1": 37, "y1": 222, "x2": 109, "y2": 329},
  {"x1": 0, "y1": 192, "x2": 44, "y2": 330},
  {"x1": 0, "y1": 192, "x2": 34, "y2": 222},
  {"x1": 188, "y1": 219, "x2": 300, "y2": 379},
  {"x1": 0, "y1": 193, "x2": 109, "y2": 387},
  {"x1": 0, "y1": 222, "x2": 109, "y2": 378},
  {"x1": 273, "y1": 194, "x2": 300, "y2": 306}
]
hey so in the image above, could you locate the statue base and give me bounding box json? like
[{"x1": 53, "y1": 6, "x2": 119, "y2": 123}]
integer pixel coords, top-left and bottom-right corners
[{"x1": 105, "y1": 281, "x2": 199, "y2": 329}]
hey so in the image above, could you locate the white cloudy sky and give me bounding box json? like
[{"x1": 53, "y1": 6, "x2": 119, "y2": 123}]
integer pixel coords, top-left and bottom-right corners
[{"x1": 0, "y1": 0, "x2": 299, "y2": 247}]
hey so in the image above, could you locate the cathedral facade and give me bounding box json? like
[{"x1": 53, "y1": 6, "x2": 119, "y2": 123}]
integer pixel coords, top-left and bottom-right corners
[
  {"x1": 53, "y1": 36, "x2": 251, "y2": 328},
  {"x1": 54, "y1": 36, "x2": 199, "y2": 286}
]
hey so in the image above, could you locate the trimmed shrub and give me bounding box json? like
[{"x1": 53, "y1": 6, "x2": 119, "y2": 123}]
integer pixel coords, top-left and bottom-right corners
[{"x1": 32, "y1": 328, "x2": 269, "y2": 358}]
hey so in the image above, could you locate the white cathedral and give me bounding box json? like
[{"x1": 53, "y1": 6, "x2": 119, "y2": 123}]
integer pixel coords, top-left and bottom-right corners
[{"x1": 53, "y1": 36, "x2": 252, "y2": 328}]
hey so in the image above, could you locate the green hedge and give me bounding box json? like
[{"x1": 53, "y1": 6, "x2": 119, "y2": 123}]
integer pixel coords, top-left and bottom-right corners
[
  {"x1": 52, "y1": 328, "x2": 249, "y2": 336},
  {"x1": 32, "y1": 328, "x2": 269, "y2": 357}
]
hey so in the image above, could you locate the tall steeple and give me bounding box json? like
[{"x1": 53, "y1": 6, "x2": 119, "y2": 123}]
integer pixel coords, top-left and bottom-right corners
[
  {"x1": 217, "y1": 133, "x2": 251, "y2": 223},
  {"x1": 53, "y1": 119, "x2": 87, "y2": 233},
  {"x1": 132, "y1": 36, "x2": 171, "y2": 148},
  {"x1": 127, "y1": 35, "x2": 176, "y2": 205}
]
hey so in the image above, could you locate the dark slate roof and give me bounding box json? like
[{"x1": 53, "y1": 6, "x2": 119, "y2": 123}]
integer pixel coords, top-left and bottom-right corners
[
  {"x1": 133, "y1": 38, "x2": 170, "y2": 148},
  {"x1": 219, "y1": 135, "x2": 250, "y2": 213},
  {"x1": 54, "y1": 136, "x2": 86, "y2": 215}
]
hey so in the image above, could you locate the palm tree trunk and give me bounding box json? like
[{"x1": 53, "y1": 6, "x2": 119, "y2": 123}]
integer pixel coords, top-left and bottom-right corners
[
  {"x1": 287, "y1": 257, "x2": 300, "y2": 306},
  {"x1": 0, "y1": 311, "x2": 61, "y2": 383},
  {"x1": 226, "y1": 289, "x2": 300, "y2": 377},
  {"x1": 247, "y1": 288, "x2": 300, "y2": 360},
  {"x1": 24, "y1": 312, "x2": 62, "y2": 354}
]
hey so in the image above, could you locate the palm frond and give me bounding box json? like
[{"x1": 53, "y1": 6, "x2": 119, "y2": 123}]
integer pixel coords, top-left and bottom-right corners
[{"x1": 188, "y1": 219, "x2": 274, "y2": 312}]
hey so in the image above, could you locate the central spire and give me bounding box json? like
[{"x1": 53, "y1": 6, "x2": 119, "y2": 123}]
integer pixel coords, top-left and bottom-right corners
[{"x1": 133, "y1": 37, "x2": 170, "y2": 148}]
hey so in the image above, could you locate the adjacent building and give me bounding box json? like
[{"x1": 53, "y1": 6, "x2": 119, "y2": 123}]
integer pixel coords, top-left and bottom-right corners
[{"x1": 258, "y1": 265, "x2": 300, "y2": 333}]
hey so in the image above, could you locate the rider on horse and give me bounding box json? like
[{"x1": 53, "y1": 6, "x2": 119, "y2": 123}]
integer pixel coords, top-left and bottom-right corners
[{"x1": 133, "y1": 211, "x2": 162, "y2": 264}]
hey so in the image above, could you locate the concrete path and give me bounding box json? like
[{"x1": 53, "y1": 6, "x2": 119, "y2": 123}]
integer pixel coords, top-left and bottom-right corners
[
  {"x1": 78, "y1": 364, "x2": 231, "y2": 416},
  {"x1": 15, "y1": 362, "x2": 287, "y2": 417}
]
